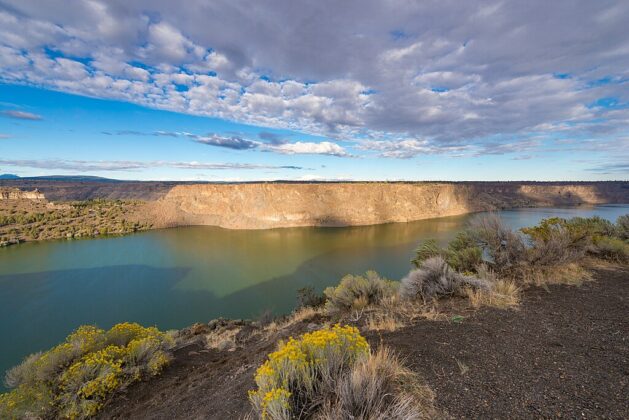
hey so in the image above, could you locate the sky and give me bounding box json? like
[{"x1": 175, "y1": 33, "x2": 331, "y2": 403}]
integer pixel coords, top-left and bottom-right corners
[{"x1": 0, "y1": 0, "x2": 628, "y2": 181}]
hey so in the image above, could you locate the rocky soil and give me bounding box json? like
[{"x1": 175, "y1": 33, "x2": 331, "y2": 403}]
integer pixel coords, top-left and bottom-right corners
[{"x1": 98, "y1": 266, "x2": 628, "y2": 419}]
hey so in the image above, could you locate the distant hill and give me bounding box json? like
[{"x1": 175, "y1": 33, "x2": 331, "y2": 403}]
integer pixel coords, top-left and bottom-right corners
[{"x1": 4, "y1": 175, "x2": 123, "y2": 182}]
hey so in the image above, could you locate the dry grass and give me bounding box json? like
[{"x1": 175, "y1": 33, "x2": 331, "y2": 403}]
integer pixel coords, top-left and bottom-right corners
[
  {"x1": 260, "y1": 306, "x2": 325, "y2": 341},
  {"x1": 318, "y1": 347, "x2": 437, "y2": 420},
  {"x1": 366, "y1": 313, "x2": 404, "y2": 332},
  {"x1": 466, "y1": 279, "x2": 521, "y2": 309},
  {"x1": 205, "y1": 327, "x2": 241, "y2": 351},
  {"x1": 455, "y1": 358, "x2": 470, "y2": 375},
  {"x1": 519, "y1": 263, "x2": 592, "y2": 287}
]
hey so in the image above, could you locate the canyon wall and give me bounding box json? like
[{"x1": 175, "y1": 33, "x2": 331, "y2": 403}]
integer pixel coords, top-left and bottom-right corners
[
  {"x1": 0, "y1": 187, "x2": 45, "y2": 201},
  {"x1": 146, "y1": 182, "x2": 629, "y2": 229}
]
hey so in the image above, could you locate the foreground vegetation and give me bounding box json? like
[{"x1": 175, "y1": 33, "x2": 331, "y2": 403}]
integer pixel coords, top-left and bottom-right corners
[
  {"x1": 0, "y1": 198, "x2": 151, "y2": 247},
  {"x1": 245, "y1": 213, "x2": 628, "y2": 419},
  {"x1": 1, "y1": 214, "x2": 627, "y2": 419},
  {"x1": 0, "y1": 323, "x2": 174, "y2": 419},
  {"x1": 248, "y1": 324, "x2": 434, "y2": 419}
]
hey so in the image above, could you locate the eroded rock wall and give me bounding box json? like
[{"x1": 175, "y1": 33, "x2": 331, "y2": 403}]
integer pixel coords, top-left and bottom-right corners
[
  {"x1": 0, "y1": 187, "x2": 45, "y2": 201},
  {"x1": 146, "y1": 182, "x2": 629, "y2": 229}
]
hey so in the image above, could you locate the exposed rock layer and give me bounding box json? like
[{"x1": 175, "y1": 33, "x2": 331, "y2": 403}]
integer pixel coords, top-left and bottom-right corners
[
  {"x1": 145, "y1": 182, "x2": 629, "y2": 229},
  {"x1": 0, "y1": 187, "x2": 45, "y2": 201},
  {"x1": 2, "y1": 181, "x2": 627, "y2": 230}
]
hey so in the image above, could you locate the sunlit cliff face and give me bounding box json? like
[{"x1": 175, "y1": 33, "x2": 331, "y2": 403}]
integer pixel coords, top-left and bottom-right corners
[{"x1": 146, "y1": 182, "x2": 629, "y2": 229}]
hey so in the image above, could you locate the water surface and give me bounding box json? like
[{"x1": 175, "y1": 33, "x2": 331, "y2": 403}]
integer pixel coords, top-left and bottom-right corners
[{"x1": 0, "y1": 204, "x2": 627, "y2": 386}]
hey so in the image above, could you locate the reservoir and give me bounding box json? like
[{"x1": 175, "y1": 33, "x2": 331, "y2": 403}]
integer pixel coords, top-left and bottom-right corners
[{"x1": 0, "y1": 204, "x2": 627, "y2": 386}]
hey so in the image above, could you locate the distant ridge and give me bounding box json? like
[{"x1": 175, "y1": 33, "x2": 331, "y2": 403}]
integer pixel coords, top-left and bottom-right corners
[{"x1": 1, "y1": 175, "x2": 122, "y2": 182}]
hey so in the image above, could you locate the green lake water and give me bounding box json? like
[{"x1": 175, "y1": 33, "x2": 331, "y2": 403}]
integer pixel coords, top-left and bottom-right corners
[{"x1": 0, "y1": 204, "x2": 627, "y2": 388}]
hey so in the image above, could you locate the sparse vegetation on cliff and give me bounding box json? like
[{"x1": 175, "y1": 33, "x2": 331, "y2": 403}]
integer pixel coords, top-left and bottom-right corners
[{"x1": 0, "y1": 194, "x2": 151, "y2": 247}]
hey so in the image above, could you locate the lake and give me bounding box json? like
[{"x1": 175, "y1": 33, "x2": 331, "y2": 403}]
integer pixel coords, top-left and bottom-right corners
[{"x1": 0, "y1": 204, "x2": 627, "y2": 387}]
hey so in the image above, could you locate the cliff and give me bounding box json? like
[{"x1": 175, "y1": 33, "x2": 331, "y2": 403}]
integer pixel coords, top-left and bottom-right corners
[
  {"x1": 0, "y1": 187, "x2": 45, "y2": 201},
  {"x1": 146, "y1": 182, "x2": 629, "y2": 229}
]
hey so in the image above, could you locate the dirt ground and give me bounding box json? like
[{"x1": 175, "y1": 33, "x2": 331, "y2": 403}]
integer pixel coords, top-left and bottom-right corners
[{"x1": 98, "y1": 267, "x2": 628, "y2": 419}]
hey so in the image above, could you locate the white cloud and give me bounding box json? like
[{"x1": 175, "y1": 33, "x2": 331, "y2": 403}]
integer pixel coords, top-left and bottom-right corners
[
  {"x1": 0, "y1": 0, "x2": 627, "y2": 159},
  {"x1": 2, "y1": 110, "x2": 43, "y2": 120},
  {"x1": 264, "y1": 141, "x2": 351, "y2": 157}
]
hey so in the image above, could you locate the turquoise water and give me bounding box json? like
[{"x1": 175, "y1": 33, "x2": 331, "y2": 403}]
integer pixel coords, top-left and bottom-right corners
[{"x1": 0, "y1": 204, "x2": 627, "y2": 387}]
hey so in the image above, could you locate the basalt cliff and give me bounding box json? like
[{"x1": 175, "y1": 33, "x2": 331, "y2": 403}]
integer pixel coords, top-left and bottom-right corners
[
  {"x1": 143, "y1": 182, "x2": 629, "y2": 229},
  {"x1": 1, "y1": 180, "x2": 627, "y2": 230}
]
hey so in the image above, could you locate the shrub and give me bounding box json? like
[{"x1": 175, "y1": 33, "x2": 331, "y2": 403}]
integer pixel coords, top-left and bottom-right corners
[
  {"x1": 616, "y1": 214, "x2": 629, "y2": 240},
  {"x1": 566, "y1": 216, "x2": 616, "y2": 239},
  {"x1": 524, "y1": 224, "x2": 582, "y2": 266},
  {"x1": 400, "y1": 256, "x2": 489, "y2": 302},
  {"x1": 592, "y1": 236, "x2": 629, "y2": 263},
  {"x1": 445, "y1": 231, "x2": 484, "y2": 272},
  {"x1": 468, "y1": 214, "x2": 527, "y2": 273},
  {"x1": 0, "y1": 323, "x2": 173, "y2": 419},
  {"x1": 248, "y1": 326, "x2": 432, "y2": 419},
  {"x1": 410, "y1": 239, "x2": 442, "y2": 268},
  {"x1": 323, "y1": 271, "x2": 398, "y2": 314},
  {"x1": 411, "y1": 233, "x2": 483, "y2": 273},
  {"x1": 248, "y1": 324, "x2": 370, "y2": 418},
  {"x1": 319, "y1": 347, "x2": 435, "y2": 419}
]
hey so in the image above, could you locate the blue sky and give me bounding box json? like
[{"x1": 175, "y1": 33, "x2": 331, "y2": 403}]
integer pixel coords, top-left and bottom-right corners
[{"x1": 1, "y1": 0, "x2": 628, "y2": 181}]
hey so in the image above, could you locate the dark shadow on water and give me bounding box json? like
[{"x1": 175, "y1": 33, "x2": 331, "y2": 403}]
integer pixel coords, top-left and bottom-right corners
[{"x1": 0, "y1": 264, "x2": 215, "y2": 390}]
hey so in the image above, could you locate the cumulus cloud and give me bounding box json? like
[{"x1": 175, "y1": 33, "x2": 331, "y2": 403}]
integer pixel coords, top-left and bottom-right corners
[
  {"x1": 263, "y1": 141, "x2": 351, "y2": 157},
  {"x1": 358, "y1": 138, "x2": 468, "y2": 159},
  {"x1": 0, "y1": 159, "x2": 304, "y2": 172},
  {"x1": 1, "y1": 110, "x2": 43, "y2": 120},
  {"x1": 0, "y1": 0, "x2": 627, "y2": 157}
]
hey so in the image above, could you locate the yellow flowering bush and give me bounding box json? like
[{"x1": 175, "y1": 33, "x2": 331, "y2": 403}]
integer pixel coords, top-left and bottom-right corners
[
  {"x1": 249, "y1": 324, "x2": 369, "y2": 419},
  {"x1": 0, "y1": 322, "x2": 174, "y2": 419}
]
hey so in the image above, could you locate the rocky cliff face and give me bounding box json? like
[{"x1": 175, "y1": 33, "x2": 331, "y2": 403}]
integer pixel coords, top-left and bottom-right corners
[
  {"x1": 146, "y1": 182, "x2": 629, "y2": 229},
  {"x1": 0, "y1": 187, "x2": 45, "y2": 201}
]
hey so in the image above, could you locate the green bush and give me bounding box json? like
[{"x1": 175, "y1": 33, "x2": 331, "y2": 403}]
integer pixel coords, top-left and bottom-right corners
[
  {"x1": 411, "y1": 232, "x2": 483, "y2": 273},
  {"x1": 324, "y1": 271, "x2": 398, "y2": 314},
  {"x1": 446, "y1": 231, "x2": 484, "y2": 272},
  {"x1": 0, "y1": 323, "x2": 174, "y2": 419},
  {"x1": 592, "y1": 236, "x2": 629, "y2": 263},
  {"x1": 616, "y1": 215, "x2": 629, "y2": 240},
  {"x1": 522, "y1": 215, "x2": 629, "y2": 263},
  {"x1": 411, "y1": 239, "x2": 442, "y2": 268}
]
